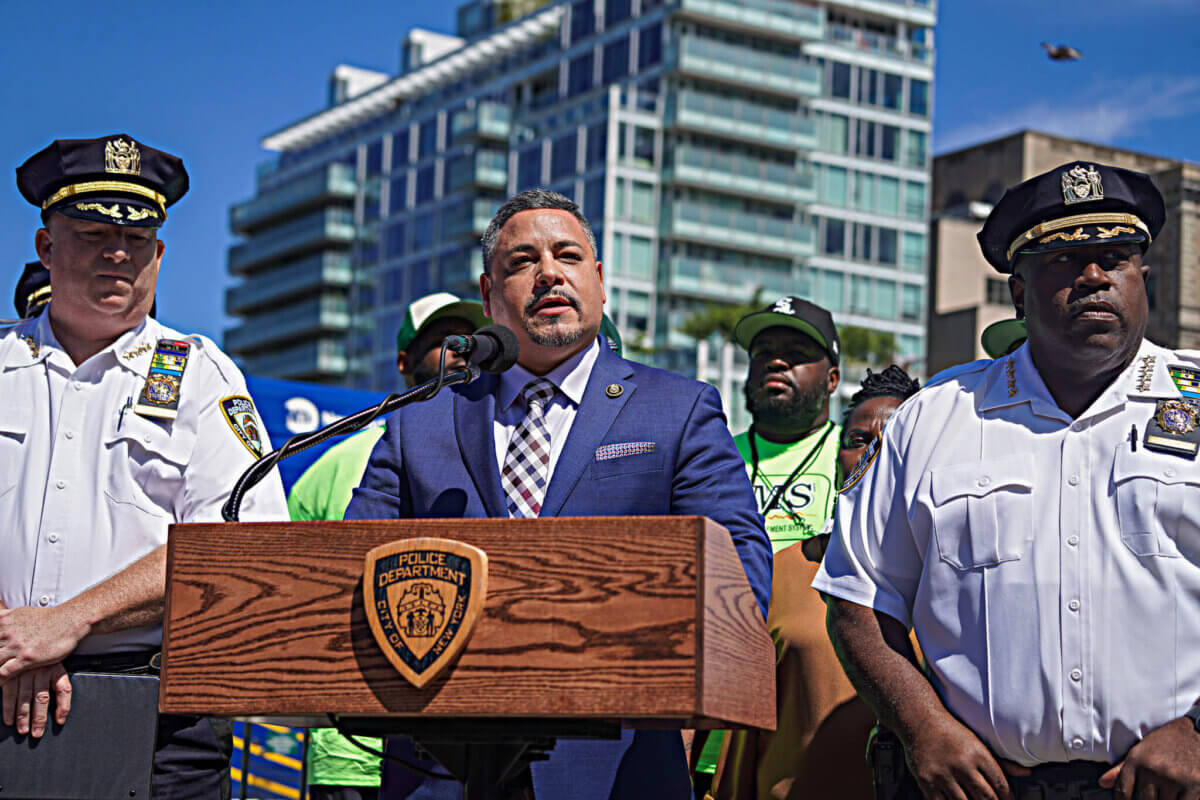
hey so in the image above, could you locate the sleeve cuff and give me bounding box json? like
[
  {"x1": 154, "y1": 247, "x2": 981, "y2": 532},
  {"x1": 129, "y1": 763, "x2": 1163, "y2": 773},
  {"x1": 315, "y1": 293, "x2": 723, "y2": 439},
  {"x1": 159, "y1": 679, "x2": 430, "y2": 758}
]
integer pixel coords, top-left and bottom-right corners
[{"x1": 811, "y1": 572, "x2": 912, "y2": 630}]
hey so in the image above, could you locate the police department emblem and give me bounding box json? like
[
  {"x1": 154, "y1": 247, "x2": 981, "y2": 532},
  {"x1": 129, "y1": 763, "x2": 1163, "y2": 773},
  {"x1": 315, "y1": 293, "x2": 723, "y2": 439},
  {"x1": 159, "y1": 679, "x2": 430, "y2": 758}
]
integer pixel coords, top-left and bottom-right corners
[
  {"x1": 1061, "y1": 164, "x2": 1103, "y2": 205},
  {"x1": 219, "y1": 395, "x2": 265, "y2": 457},
  {"x1": 145, "y1": 374, "x2": 179, "y2": 404},
  {"x1": 839, "y1": 436, "x2": 880, "y2": 494},
  {"x1": 105, "y1": 138, "x2": 141, "y2": 176},
  {"x1": 363, "y1": 538, "x2": 488, "y2": 689},
  {"x1": 1155, "y1": 399, "x2": 1198, "y2": 434}
]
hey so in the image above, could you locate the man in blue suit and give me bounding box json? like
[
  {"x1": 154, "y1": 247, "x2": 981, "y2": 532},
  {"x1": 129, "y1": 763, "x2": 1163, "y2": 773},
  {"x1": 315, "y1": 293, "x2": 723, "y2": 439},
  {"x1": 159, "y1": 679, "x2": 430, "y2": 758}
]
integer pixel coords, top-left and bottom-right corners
[{"x1": 347, "y1": 189, "x2": 772, "y2": 800}]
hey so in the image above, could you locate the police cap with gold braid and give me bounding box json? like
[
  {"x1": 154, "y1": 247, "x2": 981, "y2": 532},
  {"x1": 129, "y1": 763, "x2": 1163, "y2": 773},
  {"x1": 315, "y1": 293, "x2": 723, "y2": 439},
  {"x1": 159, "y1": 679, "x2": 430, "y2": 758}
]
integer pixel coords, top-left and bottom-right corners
[
  {"x1": 16, "y1": 135, "x2": 188, "y2": 228},
  {"x1": 14, "y1": 261, "x2": 51, "y2": 319},
  {"x1": 977, "y1": 161, "x2": 1165, "y2": 274}
]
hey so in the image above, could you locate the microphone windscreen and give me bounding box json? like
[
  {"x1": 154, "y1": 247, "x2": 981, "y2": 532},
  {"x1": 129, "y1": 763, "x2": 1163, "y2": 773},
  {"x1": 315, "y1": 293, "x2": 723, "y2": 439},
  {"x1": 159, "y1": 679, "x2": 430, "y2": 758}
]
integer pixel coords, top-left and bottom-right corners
[{"x1": 474, "y1": 324, "x2": 520, "y2": 373}]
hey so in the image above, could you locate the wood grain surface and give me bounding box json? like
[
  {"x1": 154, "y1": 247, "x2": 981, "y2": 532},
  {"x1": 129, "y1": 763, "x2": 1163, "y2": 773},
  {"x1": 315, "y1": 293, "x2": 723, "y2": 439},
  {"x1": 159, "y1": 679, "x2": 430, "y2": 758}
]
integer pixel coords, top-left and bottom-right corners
[{"x1": 160, "y1": 517, "x2": 773, "y2": 729}]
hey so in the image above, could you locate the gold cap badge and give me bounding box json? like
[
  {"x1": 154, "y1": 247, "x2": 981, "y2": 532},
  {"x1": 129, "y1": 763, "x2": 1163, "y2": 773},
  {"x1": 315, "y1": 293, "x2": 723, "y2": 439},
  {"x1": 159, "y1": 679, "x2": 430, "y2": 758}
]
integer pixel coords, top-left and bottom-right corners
[
  {"x1": 105, "y1": 138, "x2": 141, "y2": 176},
  {"x1": 1061, "y1": 164, "x2": 1102, "y2": 205}
]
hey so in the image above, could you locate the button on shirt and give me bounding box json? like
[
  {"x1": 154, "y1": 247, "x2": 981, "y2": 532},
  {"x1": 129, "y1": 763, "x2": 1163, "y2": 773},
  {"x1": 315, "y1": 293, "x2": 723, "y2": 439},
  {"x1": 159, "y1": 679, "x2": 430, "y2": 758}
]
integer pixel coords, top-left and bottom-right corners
[
  {"x1": 493, "y1": 340, "x2": 599, "y2": 489},
  {"x1": 814, "y1": 340, "x2": 1200, "y2": 766},
  {"x1": 0, "y1": 310, "x2": 289, "y2": 654}
]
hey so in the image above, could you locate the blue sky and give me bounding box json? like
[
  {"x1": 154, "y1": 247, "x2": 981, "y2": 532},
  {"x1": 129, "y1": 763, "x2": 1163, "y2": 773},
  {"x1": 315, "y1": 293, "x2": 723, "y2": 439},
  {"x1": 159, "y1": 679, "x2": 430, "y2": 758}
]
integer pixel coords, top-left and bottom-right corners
[{"x1": 1, "y1": 0, "x2": 1197, "y2": 341}]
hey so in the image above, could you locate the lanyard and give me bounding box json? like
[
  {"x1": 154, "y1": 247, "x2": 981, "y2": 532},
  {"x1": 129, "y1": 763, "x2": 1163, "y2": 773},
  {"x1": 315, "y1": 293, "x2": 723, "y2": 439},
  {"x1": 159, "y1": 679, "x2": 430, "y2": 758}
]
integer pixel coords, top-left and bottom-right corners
[{"x1": 748, "y1": 420, "x2": 835, "y2": 523}]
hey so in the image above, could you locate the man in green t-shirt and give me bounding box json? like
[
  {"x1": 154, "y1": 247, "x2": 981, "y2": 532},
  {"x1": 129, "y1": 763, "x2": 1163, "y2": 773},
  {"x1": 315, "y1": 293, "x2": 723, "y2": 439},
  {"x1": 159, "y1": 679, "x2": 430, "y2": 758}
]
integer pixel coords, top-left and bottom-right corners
[
  {"x1": 290, "y1": 292, "x2": 488, "y2": 800},
  {"x1": 699, "y1": 297, "x2": 861, "y2": 800}
]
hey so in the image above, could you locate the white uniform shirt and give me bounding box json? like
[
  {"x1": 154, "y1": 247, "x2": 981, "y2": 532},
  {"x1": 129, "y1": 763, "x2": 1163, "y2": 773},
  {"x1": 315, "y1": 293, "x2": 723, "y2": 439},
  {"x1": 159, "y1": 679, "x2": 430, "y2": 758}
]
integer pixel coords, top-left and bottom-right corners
[
  {"x1": 493, "y1": 339, "x2": 599, "y2": 487},
  {"x1": 814, "y1": 339, "x2": 1200, "y2": 766},
  {"x1": 0, "y1": 309, "x2": 289, "y2": 654}
]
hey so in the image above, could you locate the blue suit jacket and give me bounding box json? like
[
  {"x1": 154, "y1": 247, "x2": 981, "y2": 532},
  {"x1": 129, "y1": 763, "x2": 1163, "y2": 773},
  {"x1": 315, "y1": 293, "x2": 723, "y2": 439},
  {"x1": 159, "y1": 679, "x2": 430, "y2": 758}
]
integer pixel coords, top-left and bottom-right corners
[{"x1": 346, "y1": 341, "x2": 771, "y2": 800}]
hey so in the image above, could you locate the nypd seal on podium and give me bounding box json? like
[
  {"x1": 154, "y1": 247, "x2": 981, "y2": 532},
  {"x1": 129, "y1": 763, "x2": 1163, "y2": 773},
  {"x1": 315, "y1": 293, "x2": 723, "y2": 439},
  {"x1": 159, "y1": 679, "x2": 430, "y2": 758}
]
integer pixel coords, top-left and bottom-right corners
[{"x1": 363, "y1": 538, "x2": 488, "y2": 688}]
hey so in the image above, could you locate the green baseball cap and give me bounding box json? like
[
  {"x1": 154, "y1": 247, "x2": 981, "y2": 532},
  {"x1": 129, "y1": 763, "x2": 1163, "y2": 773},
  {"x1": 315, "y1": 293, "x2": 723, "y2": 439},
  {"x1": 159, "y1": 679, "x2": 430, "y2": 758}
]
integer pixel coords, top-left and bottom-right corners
[
  {"x1": 395, "y1": 292, "x2": 489, "y2": 356},
  {"x1": 599, "y1": 313, "x2": 623, "y2": 358},
  {"x1": 980, "y1": 318, "x2": 1027, "y2": 358}
]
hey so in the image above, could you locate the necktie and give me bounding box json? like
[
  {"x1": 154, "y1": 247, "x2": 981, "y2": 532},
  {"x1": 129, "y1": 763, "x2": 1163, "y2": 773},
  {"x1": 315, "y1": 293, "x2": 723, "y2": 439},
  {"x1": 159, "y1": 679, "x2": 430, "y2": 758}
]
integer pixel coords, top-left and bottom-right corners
[{"x1": 502, "y1": 378, "x2": 557, "y2": 518}]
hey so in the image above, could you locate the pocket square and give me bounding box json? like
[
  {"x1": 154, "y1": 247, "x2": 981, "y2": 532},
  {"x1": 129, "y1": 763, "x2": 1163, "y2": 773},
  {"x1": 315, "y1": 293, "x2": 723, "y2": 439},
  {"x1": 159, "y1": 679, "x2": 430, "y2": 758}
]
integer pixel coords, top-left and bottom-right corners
[{"x1": 595, "y1": 441, "x2": 655, "y2": 461}]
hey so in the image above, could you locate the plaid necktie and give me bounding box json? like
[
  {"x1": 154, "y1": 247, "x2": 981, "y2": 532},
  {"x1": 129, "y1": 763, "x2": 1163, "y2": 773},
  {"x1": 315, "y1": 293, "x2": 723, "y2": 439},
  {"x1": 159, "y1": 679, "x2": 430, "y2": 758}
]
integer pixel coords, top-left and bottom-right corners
[{"x1": 502, "y1": 378, "x2": 557, "y2": 518}]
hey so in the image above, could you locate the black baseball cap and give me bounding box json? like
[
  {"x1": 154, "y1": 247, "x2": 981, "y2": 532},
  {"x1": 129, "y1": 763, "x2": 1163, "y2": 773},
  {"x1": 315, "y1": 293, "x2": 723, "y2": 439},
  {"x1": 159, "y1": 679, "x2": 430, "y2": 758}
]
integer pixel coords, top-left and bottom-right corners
[{"x1": 734, "y1": 296, "x2": 840, "y2": 365}]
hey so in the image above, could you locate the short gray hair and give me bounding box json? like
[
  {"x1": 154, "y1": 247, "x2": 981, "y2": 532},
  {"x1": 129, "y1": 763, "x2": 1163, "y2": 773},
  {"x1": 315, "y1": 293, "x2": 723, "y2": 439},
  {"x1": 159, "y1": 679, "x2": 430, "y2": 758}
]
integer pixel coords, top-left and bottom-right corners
[{"x1": 480, "y1": 189, "x2": 598, "y2": 274}]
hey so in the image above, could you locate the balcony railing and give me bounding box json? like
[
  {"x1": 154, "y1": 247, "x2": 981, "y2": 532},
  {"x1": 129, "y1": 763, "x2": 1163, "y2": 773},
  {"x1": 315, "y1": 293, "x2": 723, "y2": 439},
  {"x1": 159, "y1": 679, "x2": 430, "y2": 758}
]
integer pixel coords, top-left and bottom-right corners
[
  {"x1": 231, "y1": 163, "x2": 356, "y2": 234},
  {"x1": 678, "y1": 0, "x2": 822, "y2": 40},
  {"x1": 669, "y1": 90, "x2": 817, "y2": 150},
  {"x1": 445, "y1": 198, "x2": 502, "y2": 239},
  {"x1": 225, "y1": 252, "x2": 353, "y2": 314},
  {"x1": 664, "y1": 201, "x2": 814, "y2": 257},
  {"x1": 451, "y1": 102, "x2": 512, "y2": 141},
  {"x1": 225, "y1": 296, "x2": 351, "y2": 354},
  {"x1": 667, "y1": 146, "x2": 816, "y2": 204},
  {"x1": 664, "y1": 256, "x2": 795, "y2": 301},
  {"x1": 826, "y1": 23, "x2": 932, "y2": 64},
  {"x1": 238, "y1": 339, "x2": 349, "y2": 379},
  {"x1": 671, "y1": 35, "x2": 821, "y2": 96},
  {"x1": 228, "y1": 208, "x2": 356, "y2": 274},
  {"x1": 447, "y1": 150, "x2": 508, "y2": 192}
]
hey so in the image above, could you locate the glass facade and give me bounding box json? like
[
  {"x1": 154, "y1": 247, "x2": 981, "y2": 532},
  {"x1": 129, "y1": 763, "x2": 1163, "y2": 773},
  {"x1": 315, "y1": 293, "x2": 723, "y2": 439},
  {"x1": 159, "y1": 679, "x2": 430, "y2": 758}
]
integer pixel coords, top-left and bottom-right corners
[{"x1": 225, "y1": 0, "x2": 935, "y2": 394}]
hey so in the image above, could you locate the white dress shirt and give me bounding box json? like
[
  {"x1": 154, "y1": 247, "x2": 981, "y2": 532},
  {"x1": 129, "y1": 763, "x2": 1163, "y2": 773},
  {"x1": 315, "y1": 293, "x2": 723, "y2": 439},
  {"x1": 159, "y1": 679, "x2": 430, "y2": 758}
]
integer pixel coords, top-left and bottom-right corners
[
  {"x1": 0, "y1": 309, "x2": 289, "y2": 654},
  {"x1": 814, "y1": 339, "x2": 1200, "y2": 765},
  {"x1": 493, "y1": 339, "x2": 599, "y2": 493}
]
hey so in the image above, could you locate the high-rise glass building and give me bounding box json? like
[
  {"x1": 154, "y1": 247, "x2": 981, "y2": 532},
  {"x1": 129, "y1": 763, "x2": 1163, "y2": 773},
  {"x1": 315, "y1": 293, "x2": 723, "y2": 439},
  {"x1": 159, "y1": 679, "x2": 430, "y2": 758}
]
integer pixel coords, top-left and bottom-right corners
[{"x1": 225, "y1": 0, "x2": 935, "y2": 430}]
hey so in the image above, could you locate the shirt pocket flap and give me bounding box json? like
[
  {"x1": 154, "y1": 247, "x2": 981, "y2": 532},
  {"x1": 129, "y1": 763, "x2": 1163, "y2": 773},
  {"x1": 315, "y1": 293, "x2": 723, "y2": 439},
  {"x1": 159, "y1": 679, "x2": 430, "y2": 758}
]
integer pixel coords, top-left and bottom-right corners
[
  {"x1": 930, "y1": 455, "x2": 1034, "y2": 505},
  {"x1": 0, "y1": 400, "x2": 31, "y2": 438},
  {"x1": 104, "y1": 412, "x2": 193, "y2": 467}
]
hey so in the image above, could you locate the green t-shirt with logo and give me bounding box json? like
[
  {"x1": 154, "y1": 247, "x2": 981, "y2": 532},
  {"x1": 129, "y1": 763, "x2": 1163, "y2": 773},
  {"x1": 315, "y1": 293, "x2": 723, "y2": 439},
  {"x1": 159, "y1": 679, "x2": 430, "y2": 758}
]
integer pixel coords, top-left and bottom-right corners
[
  {"x1": 695, "y1": 421, "x2": 842, "y2": 775},
  {"x1": 734, "y1": 421, "x2": 842, "y2": 551},
  {"x1": 288, "y1": 426, "x2": 386, "y2": 786}
]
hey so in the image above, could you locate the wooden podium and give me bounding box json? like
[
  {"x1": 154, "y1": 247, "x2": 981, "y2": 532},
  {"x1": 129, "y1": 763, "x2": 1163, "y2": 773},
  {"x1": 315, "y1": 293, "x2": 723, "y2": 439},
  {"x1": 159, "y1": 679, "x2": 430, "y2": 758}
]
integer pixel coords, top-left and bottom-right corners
[{"x1": 161, "y1": 516, "x2": 775, "y2": 797}]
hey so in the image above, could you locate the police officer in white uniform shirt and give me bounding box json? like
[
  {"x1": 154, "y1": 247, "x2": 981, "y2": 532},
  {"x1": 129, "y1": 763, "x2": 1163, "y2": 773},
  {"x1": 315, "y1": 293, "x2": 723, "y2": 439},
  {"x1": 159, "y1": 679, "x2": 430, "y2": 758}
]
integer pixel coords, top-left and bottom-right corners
[
  {"x1": 0, "y1": 135, "x2": 288, "y2": 797},
  {"x1": 815, "y1": 162, "x2": 1200, "y2": 800}
]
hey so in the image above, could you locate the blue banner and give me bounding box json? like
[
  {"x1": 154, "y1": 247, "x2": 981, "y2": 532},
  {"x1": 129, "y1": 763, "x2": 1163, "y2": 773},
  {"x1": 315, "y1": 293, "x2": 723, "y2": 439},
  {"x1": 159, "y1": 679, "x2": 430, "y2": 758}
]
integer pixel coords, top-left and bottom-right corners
[{"x1": 245, "y1": 375, "x2": 387, "y2": 493}]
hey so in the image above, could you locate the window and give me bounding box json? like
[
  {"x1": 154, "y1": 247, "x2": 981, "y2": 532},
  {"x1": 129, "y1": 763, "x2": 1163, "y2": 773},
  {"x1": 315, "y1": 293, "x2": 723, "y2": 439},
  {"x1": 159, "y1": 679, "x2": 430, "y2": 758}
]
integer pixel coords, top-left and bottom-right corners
[
  {"x1": 603, "y1": 36, "x2": 630, "y2": 84},
  {"x1": 878, "y1": 228, "x2": 898, "y2": 265},
  {"x1": 821, "y1": 113, "x2": 849, "y2": 154},
  {"x1": 638, "y1": 22, "x2": 663, "y2": 70},
  {"x1": 614, "y1": 177, "x2": 626, "y2": 218},
  {"x1": 873, "y1": 279, "x2": 896, "y2": 319},
  {"x1": 413, "y1": 213, "x2": 434, "y2": 252},
  {"x1": 986, "y1": 278, "x2": 1010, "y2": 305},
  {"x1": 571, "y1": 0, "x2": 595, "y2": 42},
  {"x1": 823, "y1": 218, "x2": 845, "y2": 256},
  {"x1": 415, "y1": 165, "x2": 436, "y2": 203},
  {"x1": 902, "y1": 284, "x2": 922, "y2": 321},
  {"x1": 392, "y1": 129, "x2": 410, "y2": 166},
  {"x1": 605, "y1": 0, "x2": 631, "y2": 27},
  {"x1": 569, "y1": 51, "x2": 594, "y2": 96},
  {"x1": 610, "y1": 232, "x2": 623, "y2": 273},
  {"x1": 853, "y1": 172, "x2": 874, "y2": 211},
  {"x1": 831, "y1": 61, "x2": 851, "y2": 99},
  {"x1": 822, "y1": 165, "x2": 848, "y2": 207},
  {"x1": 883, "y1": 74, "x2": 902, "y2": 110},
  {"x1": 854, "y1": 223, "x2": 874, "y2": 262},
  {"x1": 628, "y1": 236, "x2": 653, "y2": 279},
  {"x1": 876, "y1": 176, "x2": 899, "y2": 216},
  {"x1": 384, "y1": 267, "x2": 405, "y2": 302},
  {"x1": 910, "y1": 79, "x2": 929, "y2": 117},
  {"x1": 632, "y1": 127, "x2": 654, "y2": 168},
  {"x1": 551, "y1": 132, "x2": 577, "y2": 180},
  {"x1": 902, "y1": 231, "x2": 925, "y2": 273},
  {"x1": 857, "y1": 69, "x2": 877, "y2": 106},
  {"x1": 818, "y1": 269, "x2": 843, "y2": 311},
  {"x1": 418, "y1": 118, "x2": 438, "y2": 159},
  {"x1": 856, "y1": 121, "x2": 876, "y2": 158},
  {"x1": 366, "y1": 141, "x2": 383, "y2": 176},
  {"x1": 385, "y1": 221, "x2": 406, "y2": 259},
  {"x1": 586, "y1": 122, "x2": 608, "y2": 168},
  {"x1": 904, "y1": 181, "x2": 926, "y2": 220},
  {"x1": 389, "y1": 174, "x2": 408, "y2": 212},
  {"x1": 584, "y1": 176, "x2": 605, "y2": 219},
  {"x1": 851, "y1": 275, "x2": 871, "y2": 314},
  {"x1": 881, "y1": 125, "x2": 899, "y2": 162},
  {"x1": 410, "y1": 258, "x2": 431, "y2": 297},
  {"x1": 905, "y1": 130, "x2": 927, "y2": 168},
  {"x1": 518, "y1": 145, "x2": 542, "y2": 190},
  {"x1": 630, "y1": 181, "x2": 654, "y2": 224}
]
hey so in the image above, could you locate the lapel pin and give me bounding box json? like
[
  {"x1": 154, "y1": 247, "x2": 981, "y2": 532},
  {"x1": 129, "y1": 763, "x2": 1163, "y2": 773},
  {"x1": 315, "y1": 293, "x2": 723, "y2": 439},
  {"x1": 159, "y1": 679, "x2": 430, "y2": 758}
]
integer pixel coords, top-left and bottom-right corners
[{"x1": 605, "y1": 383, "x2": 624, "y2": 398}]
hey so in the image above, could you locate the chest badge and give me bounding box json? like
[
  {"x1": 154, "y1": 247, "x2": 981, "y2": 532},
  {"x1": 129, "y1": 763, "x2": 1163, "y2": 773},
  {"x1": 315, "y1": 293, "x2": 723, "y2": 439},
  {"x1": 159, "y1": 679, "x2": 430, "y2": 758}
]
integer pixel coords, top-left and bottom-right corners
[
  {"x1": 605, "y1": 383, "x2": 624, "y2": 398},
  {"x1": 1144, "y1": 399, "x2": 1200, "y2": 458},
  {"x1": 134, "y1": 339, "x2": 190, "y2": 420},
  {"x1": 363, "y1": 538, "x2": 488, "y2": 689}
]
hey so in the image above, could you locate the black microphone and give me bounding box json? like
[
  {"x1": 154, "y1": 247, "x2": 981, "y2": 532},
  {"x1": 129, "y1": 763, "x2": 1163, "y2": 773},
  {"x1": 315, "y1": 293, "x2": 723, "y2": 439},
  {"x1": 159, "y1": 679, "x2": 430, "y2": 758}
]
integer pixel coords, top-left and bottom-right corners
[{"x1": 444, "y1": 324, "x2": 520, "y2": 373}]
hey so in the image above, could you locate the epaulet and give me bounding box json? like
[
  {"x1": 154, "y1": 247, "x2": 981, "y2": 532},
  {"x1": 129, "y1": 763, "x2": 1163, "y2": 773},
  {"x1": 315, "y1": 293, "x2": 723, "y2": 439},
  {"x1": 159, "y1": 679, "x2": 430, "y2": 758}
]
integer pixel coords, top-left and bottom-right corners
[
  {"x1": 923, "y1": 359, "x2": 992, "y2": 390},
  {"x1": 181, "y1": 333, "x2": 242, "y2": 386},
  {"x1": 1171, "y1": 349, "x2": 1200, "y2": 364}
]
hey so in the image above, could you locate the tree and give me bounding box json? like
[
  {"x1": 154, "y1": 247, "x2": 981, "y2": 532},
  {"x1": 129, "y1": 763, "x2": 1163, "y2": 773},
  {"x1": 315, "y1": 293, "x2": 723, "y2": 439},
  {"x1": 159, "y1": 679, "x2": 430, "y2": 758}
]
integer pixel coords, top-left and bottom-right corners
[
  {"x1": 678, "y1": 289, "x2": 765, "y2": 343},
  {"x1": 839, "y1": 325, "x2": 896, "y2": 365}
]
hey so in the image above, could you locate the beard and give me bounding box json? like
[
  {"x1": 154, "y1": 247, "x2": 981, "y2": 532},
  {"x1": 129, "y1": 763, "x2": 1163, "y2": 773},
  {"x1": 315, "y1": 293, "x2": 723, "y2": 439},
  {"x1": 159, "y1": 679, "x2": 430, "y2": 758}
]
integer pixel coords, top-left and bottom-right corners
[
  {"x1": 524, "y1": 291, "x2": 585, "y2": 348},
  {"x1": 746, "y1": 378, "x2": 827, "y2": 433}
]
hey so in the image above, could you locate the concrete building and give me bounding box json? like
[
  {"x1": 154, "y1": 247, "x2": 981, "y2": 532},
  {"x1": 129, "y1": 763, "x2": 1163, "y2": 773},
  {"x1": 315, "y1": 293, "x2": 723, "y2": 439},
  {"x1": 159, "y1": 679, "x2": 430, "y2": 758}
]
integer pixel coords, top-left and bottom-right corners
[
  {"x1": 225, "y1": 0, "x2": 936, "y2": 430},
  {"x1": 928, "y1": 129, "x2": 1200, "y2": 374}
]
